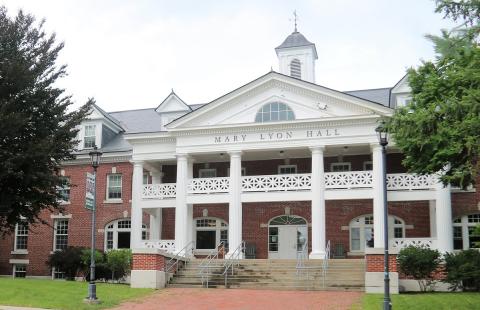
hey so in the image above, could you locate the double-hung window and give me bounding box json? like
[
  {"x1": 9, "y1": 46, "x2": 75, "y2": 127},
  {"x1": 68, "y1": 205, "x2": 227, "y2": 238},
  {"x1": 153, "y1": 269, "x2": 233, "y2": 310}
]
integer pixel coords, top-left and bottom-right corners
[
  {"x1": 107, "y1": 174, "x2": 122, "y2": 200},
  {"x1": 278, "y1": 165, "x2": 297, "y2": 174},
  {"x1": 14, "y1": 222, "x2": 29, "y2": 252},
  {"x1": 199, "y1": 169, "x2": 217, "y2": 178},
  {"x1": 84, "y1": 125, "x2": 96, "y2": 148},
  {"x1": 13, "y1": 265, "x2": 27, "y2": 278},
  {"x1": 54, "y1": 219, "x2": 69, "y2": 251},
  {"x1": 58, "y1": 176, "x2": 70, "y2": 203},
  {"x1": 331, "y1": 162, "x2": 351, "y2": 172}
]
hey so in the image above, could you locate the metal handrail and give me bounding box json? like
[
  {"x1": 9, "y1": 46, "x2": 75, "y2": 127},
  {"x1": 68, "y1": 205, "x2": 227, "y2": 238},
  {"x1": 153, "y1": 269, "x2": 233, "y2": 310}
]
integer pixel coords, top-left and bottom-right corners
[
  {"x1": 165, "y1": 240, "x2": 195, "y2": 274},
  {"x1": 295, "y1": 242, "x2": 309, "y2": 276},
  {"x1": 199, "y1": 241, "x2": 226, "y2": 288},
  {"x1": 223, "y1": 241, "x2": 245, "y2": 287},
  {"x1": 322, "y1": 240, "x2": 331, "y2": 287}
]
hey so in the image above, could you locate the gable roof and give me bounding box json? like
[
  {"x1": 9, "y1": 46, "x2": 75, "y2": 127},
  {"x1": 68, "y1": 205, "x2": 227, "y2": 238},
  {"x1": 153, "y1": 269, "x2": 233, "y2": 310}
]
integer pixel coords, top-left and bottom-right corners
[
  {"x1": 345, "y1": 88, "x2": 392, "y2": 107},
  {"x1": 155, "y1": 90, "x2": 191, "y2": 113},
  {"x1": 275, "y1": 31, "x2": 318, "y2": 59},
  {"x1": 109, "y1": 108, "x2": 165, "y2": 134},
  {"x1": 166, "y1": 71, "x2": 393, "y2": 129},
  {"x1": 92, "y1": 103, "x2": 124, "y2": 131}
]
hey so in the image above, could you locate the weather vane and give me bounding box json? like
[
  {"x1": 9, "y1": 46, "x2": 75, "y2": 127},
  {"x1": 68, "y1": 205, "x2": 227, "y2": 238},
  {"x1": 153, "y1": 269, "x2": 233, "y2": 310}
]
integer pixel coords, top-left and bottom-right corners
[{"x1": 292, "y1": 10, "x2": 298, "y2": 32}]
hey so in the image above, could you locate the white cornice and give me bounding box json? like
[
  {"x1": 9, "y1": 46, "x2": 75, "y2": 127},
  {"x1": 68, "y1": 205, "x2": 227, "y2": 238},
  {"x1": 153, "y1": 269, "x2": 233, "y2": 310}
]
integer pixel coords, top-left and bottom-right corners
[{"x1": 62, "y1": 151, "x2": 132, "y2": 166}]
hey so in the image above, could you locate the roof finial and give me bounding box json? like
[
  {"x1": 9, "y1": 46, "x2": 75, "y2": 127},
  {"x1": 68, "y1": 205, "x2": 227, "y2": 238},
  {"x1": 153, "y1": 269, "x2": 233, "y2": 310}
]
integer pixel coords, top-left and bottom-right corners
[{"x1": 293, "y1": 10, "x2": 298, "y2": 32}]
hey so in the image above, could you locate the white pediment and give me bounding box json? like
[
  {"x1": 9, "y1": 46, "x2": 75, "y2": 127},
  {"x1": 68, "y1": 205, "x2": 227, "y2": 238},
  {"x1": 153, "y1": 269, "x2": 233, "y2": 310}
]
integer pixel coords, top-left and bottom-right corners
[
  {"x1": 168, "y1": 72, "x2": 392, "y2": 129},
  {"x1": 156, "y1": 91, "x2": 191, "y2": 113},
  {"x1": 391, "y1": 74, "x2": 411, "y2": 94}
]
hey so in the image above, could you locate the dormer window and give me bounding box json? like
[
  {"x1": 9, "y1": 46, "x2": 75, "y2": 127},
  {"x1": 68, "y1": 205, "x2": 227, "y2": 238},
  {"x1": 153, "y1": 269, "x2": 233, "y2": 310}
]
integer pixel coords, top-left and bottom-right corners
[
  {"x1": 255, "y1": 102, "x2": 295, "y2": 123},
  {"x1": 84, "y1": 125, "x2": 96, "y2": 148},
  {"x1": 290, "y1": 58, "x2": 301, "y2": 79}
]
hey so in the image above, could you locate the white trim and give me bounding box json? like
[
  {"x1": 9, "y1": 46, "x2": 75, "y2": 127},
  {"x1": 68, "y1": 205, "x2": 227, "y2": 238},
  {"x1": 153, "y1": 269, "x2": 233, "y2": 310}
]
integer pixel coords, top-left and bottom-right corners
[
  {"x1": 53, "y1": 218, "x2": 69, "y2": 251},
  {"x1": 193, "y1": 217, "x2": 228, "y2": 252},
  {"x1": 106, "y1": 173, "x2": 123, "y2": 200},
  {"x1": 13, "y1": 222, "x2": 28, "y2": 252},
  {"x1": 50, "y1": 214, "x2": 72, "y2": 219},
  {"x1": 9, "y1": 259, "x2": 29, "y2": 264}
]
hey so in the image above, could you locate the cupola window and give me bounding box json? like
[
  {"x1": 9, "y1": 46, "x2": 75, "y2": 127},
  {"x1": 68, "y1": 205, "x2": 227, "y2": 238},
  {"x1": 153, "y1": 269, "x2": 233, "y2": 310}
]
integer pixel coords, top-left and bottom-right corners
[
  {"x1": 255, "y1": 102, "x2": 295, "y2": 123},
  {"x1": 290, "y1": 58, "x2": 301, "y2": 79}
]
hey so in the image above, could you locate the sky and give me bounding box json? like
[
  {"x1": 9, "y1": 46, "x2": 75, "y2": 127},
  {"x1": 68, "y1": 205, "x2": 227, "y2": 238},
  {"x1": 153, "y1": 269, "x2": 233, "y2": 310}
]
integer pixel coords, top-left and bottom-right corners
[{"x1": 2, "y1": 0, "x2": 456, "y2": 112}]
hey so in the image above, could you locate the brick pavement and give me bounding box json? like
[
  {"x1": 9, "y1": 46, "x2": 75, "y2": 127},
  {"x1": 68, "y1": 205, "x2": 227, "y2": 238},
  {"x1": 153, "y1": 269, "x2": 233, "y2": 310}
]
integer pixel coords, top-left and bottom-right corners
[{"x1": 112, "y1": 288, "x2": 363, "y2": 310}]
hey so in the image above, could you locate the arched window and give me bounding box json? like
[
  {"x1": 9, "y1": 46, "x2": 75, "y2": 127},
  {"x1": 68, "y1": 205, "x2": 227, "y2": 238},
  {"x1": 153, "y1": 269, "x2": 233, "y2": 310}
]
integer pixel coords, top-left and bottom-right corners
[
  {"x1": 349, "y1": 215, "x2": 405, "y2": 252},
  {"x1": 194, "y1": 217, "x2": 228, "y2": 251},
  {"x1": 255, "y1": 102, "x2": 295, "y2": 123},
  {"x1": 268, "y1": 215, "x2": 308, "y2": 257},
  {"x1": 290, "y1": 58, "x2": 301, "y2": 79},
  {"x1": 104, "y1": 219, "x2": 148, "y2": 250},
  {"x1": 453, "y1": 214, "x2": 480, "y2": 250}
]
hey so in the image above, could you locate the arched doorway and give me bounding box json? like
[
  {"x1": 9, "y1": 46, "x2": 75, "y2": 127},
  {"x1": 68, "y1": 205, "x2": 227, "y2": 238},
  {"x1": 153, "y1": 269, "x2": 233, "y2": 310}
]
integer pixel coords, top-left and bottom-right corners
[{"x1": 268, "y1": 215, "x2": 307, "y2": 259}]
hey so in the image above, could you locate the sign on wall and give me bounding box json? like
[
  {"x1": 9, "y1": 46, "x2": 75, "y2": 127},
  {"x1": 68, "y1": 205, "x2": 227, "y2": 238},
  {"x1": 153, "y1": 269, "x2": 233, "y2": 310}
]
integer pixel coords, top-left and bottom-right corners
[{"x1": 85, "y1": 172, "x2": 96, "y2": 210}]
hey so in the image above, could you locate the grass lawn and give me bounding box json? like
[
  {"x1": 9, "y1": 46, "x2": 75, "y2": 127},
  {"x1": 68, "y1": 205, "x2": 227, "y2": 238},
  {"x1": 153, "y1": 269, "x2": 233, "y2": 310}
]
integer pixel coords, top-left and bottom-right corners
[
  {"x1": 0, "y1": 277, "x2": 153, "y2": 309},
  {"x1": 361, "y1": 292, "x2": 480, "y2": 310}
]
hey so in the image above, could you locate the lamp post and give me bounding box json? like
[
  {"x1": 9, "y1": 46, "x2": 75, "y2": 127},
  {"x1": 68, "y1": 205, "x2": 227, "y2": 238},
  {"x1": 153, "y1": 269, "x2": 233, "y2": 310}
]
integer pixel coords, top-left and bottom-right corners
[
  {"x1": 376, "y1": 120, "x2": 391, "y2": 310},
  {"x1": 86, "y1": 146, "x2": 102, "y2": 303}
]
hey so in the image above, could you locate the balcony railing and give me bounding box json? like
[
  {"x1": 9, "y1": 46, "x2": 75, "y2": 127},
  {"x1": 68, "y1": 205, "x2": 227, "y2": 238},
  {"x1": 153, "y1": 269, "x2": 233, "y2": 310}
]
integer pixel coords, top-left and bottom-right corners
[
  {"x1": 325, "y1": 171, "x2": 372, "y2": 189},
  {"x1": 242, "y1": 173, "x2": 311, "y2": 193},
  {"x1": 141, "y1": 239, "x2": 176, "y2": 253},
  {"x1": 390, "y1": 238, "x2": 438, "y2": 250},
  {"x1": 142, "y1": 172, "x2": 437, "y2": 199}
]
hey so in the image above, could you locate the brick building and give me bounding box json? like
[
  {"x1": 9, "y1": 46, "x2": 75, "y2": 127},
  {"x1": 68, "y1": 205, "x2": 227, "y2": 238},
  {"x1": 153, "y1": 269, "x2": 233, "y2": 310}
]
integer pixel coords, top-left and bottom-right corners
[{"x1": 1, "y1": 30, "x2": 479, "y2": 292}]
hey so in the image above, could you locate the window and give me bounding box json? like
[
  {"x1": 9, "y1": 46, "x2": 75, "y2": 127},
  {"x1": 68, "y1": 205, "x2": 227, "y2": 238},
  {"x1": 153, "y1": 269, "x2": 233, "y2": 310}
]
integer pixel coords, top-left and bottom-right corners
[
  {"x1": 349, "y1": 215, "x2": 405, "y2": 252},
  {"x1": 194, "y1": 217, "x2": 228, "y2": 251},
  {"x1": 278, "y1": 165, "x2": 297, "y2": 174},
  {"x1": 199, "y1": 169, "x2": 217, "y2": 178},
  {"x1": 227, "y1": 167, "x2": 246, "y2": 176},
  {"x1": 84, "y1": 125, "x2": 96, "y2": 148},
  {"x1": 52, "y1": 267, "x2": 65, "y2": 279},
  {"x1": 14, "y1": 222, "x2": 28, "y2": 251},
  {"x1": 107, "y1": 174, "x2": 122, "y2": 200},
  {"x1": 143, "y1": 173, "x2": 151, "y2": 185},
  {"x1": 269, "y1": 227, "x2": 279, "y2": 252},
  {"x1": 13, "y1": 265, "x2": 26, "y2": 278},
  {"x1": 255, "y1": 102, "x2": 295, "y2": 123},
  {"x1": 290, "y1": 58, "x2": 301, "y2": 79},
  {"x1": 331, "y1": 162, "x2": 351, "y2": 172},
  {"x1": 453, "y1": 213, "x2": 480, "y2": 250},
  {"x1": 104, "y1": 219, "x2": 148, "y2": 250},
  {"x1": 363, "y1": 161, "x2": 373, "y2": 171},
  {"x1": 58, "y1": 176, "x2": 70, "y2": 203},
  {"x1": 54, "y1": 219, "x2": 69, "y2": 251}
]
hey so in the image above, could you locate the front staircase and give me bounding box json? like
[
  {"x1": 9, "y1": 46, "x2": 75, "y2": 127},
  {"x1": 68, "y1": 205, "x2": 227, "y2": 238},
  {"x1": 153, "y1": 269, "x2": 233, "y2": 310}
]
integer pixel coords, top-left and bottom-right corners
[{"x1": 168, "y1": 259, "x2": 365, "y2": 291}]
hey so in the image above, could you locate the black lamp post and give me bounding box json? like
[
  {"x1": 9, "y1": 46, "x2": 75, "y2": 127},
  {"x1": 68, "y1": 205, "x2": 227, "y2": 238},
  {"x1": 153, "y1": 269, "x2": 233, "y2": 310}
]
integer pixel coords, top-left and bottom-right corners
[
  {"x1": 375, "y1": 120, "x2": 391, "y2": 310},
  {"x1": 86, "y1": 146, "x2": 102, "y2": 303}
]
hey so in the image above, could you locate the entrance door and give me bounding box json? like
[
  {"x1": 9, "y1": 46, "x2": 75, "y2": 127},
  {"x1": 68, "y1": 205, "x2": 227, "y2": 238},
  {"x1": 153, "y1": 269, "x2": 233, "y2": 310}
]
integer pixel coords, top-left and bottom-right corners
[{"x1": 278, "y1": 226, "x2": 299, "y2": 259}]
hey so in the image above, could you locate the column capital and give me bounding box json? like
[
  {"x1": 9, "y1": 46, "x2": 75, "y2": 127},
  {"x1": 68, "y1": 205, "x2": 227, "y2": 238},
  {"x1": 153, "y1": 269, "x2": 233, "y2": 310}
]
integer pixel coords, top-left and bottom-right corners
[
  {"x1": 131, "y1": 160, "x2": 144, "y2": 167},
  {"x1": 309, "y1": 145, "x2": 325, "y2": 153},
  {"x1": 370, "y1": 143, "x2": 384, "y2": 151},
  {"x1": 227, "y1": 150, "x2": 243, "y2": 157},
  {"x1": 176, "y1": 153, "x2": 189, "y2": 160}
]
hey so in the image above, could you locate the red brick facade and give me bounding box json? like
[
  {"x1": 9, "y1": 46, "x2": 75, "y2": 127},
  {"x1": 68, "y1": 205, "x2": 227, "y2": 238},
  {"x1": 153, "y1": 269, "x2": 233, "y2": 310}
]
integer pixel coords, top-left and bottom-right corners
[
  {"x1": 1, "y1": 156, "x2": 479, "y2": 277},
  {"x1": 366, "y1": 254, "x2": 398, "y2": 272},
  {"x1": 132, "y1": 253, "x2": 166, "y2": 271}
]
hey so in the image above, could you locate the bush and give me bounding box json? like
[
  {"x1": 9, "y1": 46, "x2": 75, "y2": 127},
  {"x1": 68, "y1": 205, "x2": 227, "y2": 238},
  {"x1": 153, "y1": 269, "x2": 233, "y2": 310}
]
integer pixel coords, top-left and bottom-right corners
[
  {"x1": 47, "y1": 247, "x2": 85, "y2": 280},
  {"x1": 106, "y1": 249, "x2": 132, "y2": 282},
  {"x1": 80, "y1": 248, "x2": 109, "y2": 281},
  {"x1": 443, "y1": 249, "x2": 480, "y2": 291},
  {"x1": 397, "y1": 245, "x2": 441, "y2": 292}
]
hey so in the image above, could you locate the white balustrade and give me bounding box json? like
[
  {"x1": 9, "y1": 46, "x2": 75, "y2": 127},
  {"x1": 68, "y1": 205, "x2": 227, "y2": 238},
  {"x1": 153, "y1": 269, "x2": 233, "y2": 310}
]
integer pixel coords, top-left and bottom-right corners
[
  {"x1": 141, "y1": 172, "x2": 437, "y2": 199},
  {"x1": 391, "y1": 238, "x2": 438, "y2": 250},
  {"x1": 188, "y1": 177, "x2": 230, "y2": 194},
  {"x1": 387, "y1": 173, "x2": 436, "y2": 190},
  {"x1": 241, "y1": 173, "x2": 311, "y2": 192},
  {"x1": 324, "y1": 171, "x2": 373, "y2": 189},
  {"x1": 142, "y1": 183, "x2": 176, "y2": 199},
  {"x1": 141, "y1": 239, "x2": 176, "y2": 253}
]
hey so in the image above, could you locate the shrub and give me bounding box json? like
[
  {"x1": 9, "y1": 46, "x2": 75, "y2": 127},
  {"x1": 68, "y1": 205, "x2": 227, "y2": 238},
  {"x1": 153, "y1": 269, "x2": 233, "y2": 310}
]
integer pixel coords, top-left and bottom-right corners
[
  {"x1": 443, "y1": 249, "x2": 480, "y2": 291},
  {"x1": 80, "y1": 248, "x2": 109, "y2": 281},
  {"x1": 397, "y1": 245, "x2": 441, "y2": 292},
  {"x1": 106, "y1": 249, "x2": 132, "y2": 282},
  {"x1": 47, "y1": 246, "x2": 85, "y2": 280}
]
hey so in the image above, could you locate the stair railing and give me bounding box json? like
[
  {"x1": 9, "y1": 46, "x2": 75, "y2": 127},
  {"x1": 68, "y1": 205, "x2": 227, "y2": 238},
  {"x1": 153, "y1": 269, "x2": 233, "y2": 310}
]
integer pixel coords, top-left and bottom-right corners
[
  {"x1": 165, "y1": 241, "x2": 195, "y2": 275},
  {"x1": 199, "y1": 241, "x2": 225, "y2": 288},
  {"x1": 322, "y1": 240, "x2": 331, "y2": 287},
  {"x1": 223, "y1": 241, "x2": 245, "y2": 287},
  {"x1": 295, "y1": 242, "x2": 309, "y2": 277}
]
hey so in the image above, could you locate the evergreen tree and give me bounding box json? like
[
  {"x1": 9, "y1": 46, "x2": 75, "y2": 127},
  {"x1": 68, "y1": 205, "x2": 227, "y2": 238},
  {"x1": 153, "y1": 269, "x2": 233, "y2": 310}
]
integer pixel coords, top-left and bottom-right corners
[
  {"x1": 388, "y1": 0, "x2": 480, "y2": 188},
  {"x1": 0, "y1": 7, "x2": 91, "y2": 233}
]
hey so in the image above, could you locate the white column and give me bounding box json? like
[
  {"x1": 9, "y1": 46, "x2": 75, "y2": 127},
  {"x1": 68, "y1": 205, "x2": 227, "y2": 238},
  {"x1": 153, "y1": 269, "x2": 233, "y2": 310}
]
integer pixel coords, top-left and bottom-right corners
[
  {"x1": 227, "y1": 151, "x2": 242, "y2": 258},
  {"x1": 435, "y1": 181, "x2": 453, "y2": 253},
  {"x1": 371, "y1": 144, "x2": 386, "y2": 248},
  {"x1": 175, "y1": 154, "x2": 189, "y2": 254},
  {"x1": 149, "y1": 208, "x2": 162, "y2": 240},
  {"x1": 186, "y1": 160, "x2": 194, "y2": 247},
  {"x1": 309, "y1": 146, "x2": 326, "y2": 259},
  {"x1": 131, "y1": 161, "x2": 144, "y2": 249}
]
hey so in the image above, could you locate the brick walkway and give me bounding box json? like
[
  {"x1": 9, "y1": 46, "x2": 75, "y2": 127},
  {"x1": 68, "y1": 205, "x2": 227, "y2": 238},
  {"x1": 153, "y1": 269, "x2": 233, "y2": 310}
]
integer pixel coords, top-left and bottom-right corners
[{"x1": 113, "y1": 288, "x2": 363, "y2": 310}]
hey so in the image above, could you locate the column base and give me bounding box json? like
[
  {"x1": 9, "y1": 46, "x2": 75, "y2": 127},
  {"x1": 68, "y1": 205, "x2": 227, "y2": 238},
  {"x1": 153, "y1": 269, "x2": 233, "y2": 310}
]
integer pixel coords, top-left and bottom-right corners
[{"x1": 309, "y1": 251, "x2": 326, "y2": 259}]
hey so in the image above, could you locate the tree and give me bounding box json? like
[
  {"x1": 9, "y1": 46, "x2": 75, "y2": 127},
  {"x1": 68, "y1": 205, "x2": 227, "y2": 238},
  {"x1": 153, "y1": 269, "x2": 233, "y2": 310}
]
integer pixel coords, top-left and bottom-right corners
[
  {"x1": 0, "y1": 6, "x2": 92, "y2": 233},
  {"x1": 388, "y1": 0, "x2": 480, "y2": 189},
  {"x1": 397, "y1": 246, "x2": 442, "y2": 292},
  {"x1": 443, "y1": 249, "x2": 480, "y2": 291},
  {"x1": 106, "y1": 249, "x2": 132, "y2": 282}
]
